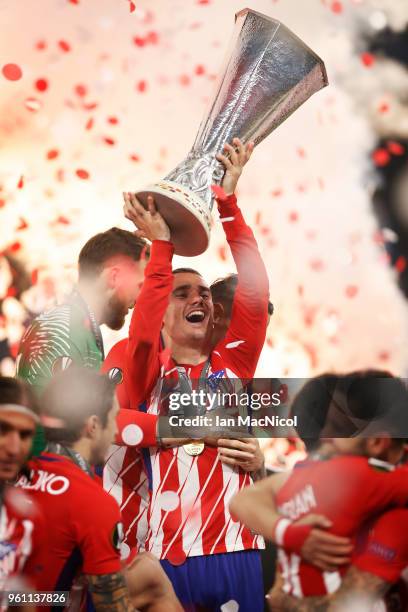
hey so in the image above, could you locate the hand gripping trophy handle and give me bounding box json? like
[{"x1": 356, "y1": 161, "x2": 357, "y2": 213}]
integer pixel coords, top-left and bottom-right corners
[{"x1": 135, "y1": 8, "x2": 328, "y2": 256}]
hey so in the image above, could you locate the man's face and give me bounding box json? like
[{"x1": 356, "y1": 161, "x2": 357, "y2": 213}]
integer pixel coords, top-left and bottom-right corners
[
  {"x1": 104, "y1": 257, "x2": 146, "y2": 330},
  {"x1": 0, "y1": 412, "x2": 35, "y2": 481},
  {"x1": 93, "y1": 399, "x2": 119, "y2": 465},
  {"x1": 163, "y1": 273, "x2": 214, "y2": 347}
]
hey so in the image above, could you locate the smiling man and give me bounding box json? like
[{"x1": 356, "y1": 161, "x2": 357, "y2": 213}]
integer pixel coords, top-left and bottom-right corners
[
  {"x1": 113, "y1": 138, "x2": 270, "y2": 611},
  {"x1": 16, "y1": 228, "x2": 148, "y2": 455}
]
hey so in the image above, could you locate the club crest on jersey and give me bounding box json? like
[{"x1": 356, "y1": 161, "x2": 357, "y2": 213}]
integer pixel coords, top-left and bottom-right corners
[
  {"x1": 52, "y1": 356, "x2": 74, "y2": 374},
  {"x1": 111, "y1": 522, "x2": 124, "y2": 552},
  {"x1": 107, "y1": 367, "x2": 123, "y2": 385},
  {"x1": 207, "y1": 370, "x2": 226, "y2": 391}
]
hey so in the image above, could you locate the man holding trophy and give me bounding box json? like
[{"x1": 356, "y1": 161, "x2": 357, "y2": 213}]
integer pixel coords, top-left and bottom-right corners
[
  {"x1": 118, "y1": 136, "x2": 269, "y2": 610},
  {"x1": 105, "y1": 8, "x2": 328, "y2": 609}
]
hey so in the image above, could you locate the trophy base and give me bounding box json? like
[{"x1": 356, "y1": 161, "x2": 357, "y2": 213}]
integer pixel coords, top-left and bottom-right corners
[{"x1": 135, "y1": 181, "x2": 211, "y2": 257}]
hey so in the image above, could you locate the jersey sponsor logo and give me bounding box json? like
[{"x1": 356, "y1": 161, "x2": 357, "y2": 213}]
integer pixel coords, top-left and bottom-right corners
[
  {"x1": 367, "y1": 540, "x2": 396, "y2": 562},
  {"x1": 52, "y1": 356, "x2": 74, "y2": 374},
  {"x1": 277, "y1": 484, "x2": 317, "y2": 521},
  {"x1": 18, "y1": 470, "x2": 70, "y2": 496},
  {"x1": 108, "y1": 367, "x2": 123, "y2": 385},
  {"x1": 111, "y1": 521, "x2": 124, "y2": 552}
]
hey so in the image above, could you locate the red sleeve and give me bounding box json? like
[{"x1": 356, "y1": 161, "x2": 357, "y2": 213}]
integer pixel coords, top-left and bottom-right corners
[
  {"x1": 102, "y1": 340, "x2": 158, "y2": 448},
  {"x1": 353, "y1": 509, "x2": 408, "y2": 582},
  {"x1": 363, "y1": 464, "x2": 408, "y2": 512},
  {"x1": 76, "y1": 489, "x2": 122, "y2": 575},
  {"x1": 125, "y1": 240, "x2": 174, "y2": 408},
  {"x1": 215, "y1": 194, "x2": 269, "y2": 378}
]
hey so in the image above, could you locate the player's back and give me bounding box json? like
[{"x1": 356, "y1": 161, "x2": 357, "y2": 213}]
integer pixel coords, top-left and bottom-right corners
[
  {"x1": 16, "y1": 452, "x2": 122, "y2": 594},
  {"x1": 275, "y1": 455, "x2": 408, "y2": 597}
]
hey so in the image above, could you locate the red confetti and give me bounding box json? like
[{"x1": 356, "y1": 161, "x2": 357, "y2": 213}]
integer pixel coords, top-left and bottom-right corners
[
  {"x1": 255, "y1": 211, "x2": 261, "y2": 226},
  {"x1": 372, "y1": 148, "x2": 390, "y2": 167},
  {"x1": 17, "y1": 176, "x2": 24, "y2": 189},
  {"x1": 195, "y1": 64, "x2": 206, "y2": 76},
  {"x1": 179, "y1": 74, "x2": 191, "y2": 86},
  {"x1": 289, "y1": 211, "x2": 299, "y2": 223},
  {"x1": 31, "y1": 269, "x2": 39, "y2": 285},
  {"x1": 146, "y1": 31, "x2": 159, "y2": 44},
  {"x1": 387, "y1": 141, "x2": 405, "y2": 156},
  {"x1": 35, "y1": 78, "x2": 48, "y2": 92},
  {"x1": 17, "y1": 218, "x2": 28, "y2": 231},
  {"x1": 56, "y1": 215, "x2": 70, "y2": 225},
  {"x1": 310, "y1": 259, "x2": 324, "y2": 272},
  {"x1": 136, "y1": 80, "x2": 147, "y2": 92},
  {"x1": 345, "y1": 285, "x2": 358, "y2": 298},
  {"x1": 103, "y1": 137, "x2": 116, "y2": 146},
  {"x1": 361, "y1": 52, "x2": 375, "y2": 67},
  {"x1": 24, "y1": 97, "x2": 42, "y2": 112},
  {"x1": 0, "y1": 199, "x2": 5, "y2": 208},
  {"x1": 46, "y1": 149, "x2": 59, "y2": 160},
  {"x1": 218, "y1": 246, "x2": 227, "y2": 261},
  {"x1": 85, "y1": 118, "x2": 94, "y2": 130},
  {"x1": 395, "y1": 256, "x2": 406, "y2": 273},
  {"x1": 129, "y1": 154, "x2": 140, "y2": 162},
  {"x1": 75, "y1": 84, "x2": 87, "y2": 97},
  {"x1": 211, "y1": 185, "x2": 228, "y2": 201},
  {"x1": 133, "y1": 37, "x2": 146, "y2": 47},
  {"x1": 58, "y1": 40, "x2": 71, "y2": 52},
  {"x1": 35, "y1": 40, "x2": 47, "y2": 51},
  {"x1": 297, "y1": 285, "x2": 304, "y2": 297},
  {"x1": 69, "y1": 0, "x2": 79, "y2": 4},
  {"x1": 129, "y1": 1, "x2": 136, "y2": 13},
  {"x1": 6, "y1": 287, "x2": 17, "y2": 298},
  {"x1": 107, "y1": 116, "x2": 119, "y2": 125},
  {"x1": 9, "y1": 241, "x2": 21, "y2": 252},
  {"x1": 378, "y1": 101, "x2": 390, "y2": 114},
  {"x1": 271, "y1": 189, "x2": 283, "y2": 197},
  {"x1": 378, "y1": 350, "x2": 390, "y2": 362},
  {"x1": 297, "y1": 147, "x2": 306, "y2": 158},
  {"x1": 330, "y1": 1, "x2": 343, "y2": 13},
  {"x1": 2, "y1": 63, "x2": 23, "y2": 81},
  {"x1": 197, "y1": 0, "x2": 210, "y2": 4},
  {"x1": 75, "y1": 169, "x2": 90, "y2": 180}
]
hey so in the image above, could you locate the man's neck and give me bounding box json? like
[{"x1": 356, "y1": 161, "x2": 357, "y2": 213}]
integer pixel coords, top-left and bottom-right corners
[
  {"x1": 76, "y1": 281, "x2": 104, "y2": 325},
  {"x1": 70, "y1": 439, "x2": 93, "y2": 465},
  {"x1": 169, "y1": 340, "x2": 212, "y2": 367}
]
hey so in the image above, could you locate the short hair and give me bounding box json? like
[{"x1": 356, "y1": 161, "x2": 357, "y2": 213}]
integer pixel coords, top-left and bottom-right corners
[
  {"x1": 210, "y1": 273, "x2": 274, "y2": 319},
  {"x1": 41, "y1": 367, "x2": 116, "y2": 444},
  {"x1": 0, "y1": 377, "x2": 39, "y2": 415},
  {"x1": 172, "y1": 267, "x2": 202, "y2": 276},
  {"x1": 291, "y1": 370, "x2": 408, "y2": 450},
  {"x1": 78, "y1": 227, "x2": 149, "y2": 279}
]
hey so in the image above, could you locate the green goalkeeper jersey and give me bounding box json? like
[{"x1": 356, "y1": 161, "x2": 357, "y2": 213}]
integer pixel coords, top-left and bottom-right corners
[{"x1": 16, "y1": 291, "x2": 104, "y2": 455}]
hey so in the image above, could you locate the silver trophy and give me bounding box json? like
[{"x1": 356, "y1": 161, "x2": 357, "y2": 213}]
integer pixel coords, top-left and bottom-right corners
[{"x1": 136, "y1": 8, "x2": 328, "y2": 256}]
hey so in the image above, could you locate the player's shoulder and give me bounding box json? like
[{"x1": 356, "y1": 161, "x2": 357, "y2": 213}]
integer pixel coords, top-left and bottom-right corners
[
  {"x1": 102, "y1": 338, "x2": 128, "y2": 380},
  {"x1": 332, "y1": 454, "x2": 394, "y2": 471}
]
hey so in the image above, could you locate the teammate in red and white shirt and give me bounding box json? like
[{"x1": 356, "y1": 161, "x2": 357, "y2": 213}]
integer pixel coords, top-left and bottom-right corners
[
  {"x1": 118, "y1": 138, "x2": 269, "y2": 610},
  {"x1": 230, "y1": 372, "x2": 408, "y2": 609},
  {"x1": 0, "y1": 377, "x2": 44, "y2": 605}
]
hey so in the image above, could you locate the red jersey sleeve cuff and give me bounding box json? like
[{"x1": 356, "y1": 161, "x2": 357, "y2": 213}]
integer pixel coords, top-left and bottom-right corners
[
  {"x1": 116, "y1": 410, "x2": 158, "y2": 447},
  {"x1": 216, "y1": 194, "x2": 239, "y2": 216},
  {"x1": 151, "y1": 240, "x2": 174, "y2": 260}
]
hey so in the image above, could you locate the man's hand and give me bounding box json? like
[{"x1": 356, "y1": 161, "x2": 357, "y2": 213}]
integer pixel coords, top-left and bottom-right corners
[
  {"x1": 123, "y1": 192, "x2": 171, "y2": 242},
  {"x1": 217, "y1": 437, "x2": 264, "y2": 473},
  {"x1": 216, "y1": 137, "x2": 254, "y2": 196},
  {"x1": 297, "y1": 514, "x2": 353, "y2": 571}
]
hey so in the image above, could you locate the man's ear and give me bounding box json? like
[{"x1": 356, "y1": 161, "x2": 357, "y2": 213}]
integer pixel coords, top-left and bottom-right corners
[
  {"x1": 213, "y1": 302, "x2": 225, "y2": 326},
  {"x1": 101, "y1": 265, "x2": 119, "y2": 291},
  {"x1": 85, "y1": 415, "x2": 100, "y2": 438},
  {"x1": 366, "y1": 435, "x2": 392, "y2": 458}
]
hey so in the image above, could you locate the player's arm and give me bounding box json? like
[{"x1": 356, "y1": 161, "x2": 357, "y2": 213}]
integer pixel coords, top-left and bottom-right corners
[
  {"x1": 215, "y1": 138, "x2": 270, "y2": 378},
  {"x1": 87, "y1": 572, "x2": 133, "y2": 612},
  {"x1": 326, "y1": 566, "x2": 389, "y2": 611},
  {"x1": 230, "y1": 470, "x2": 352, "y2": 570},
  {"x1": 122, "y1": 193, "x2": 173, "y2": 408}
]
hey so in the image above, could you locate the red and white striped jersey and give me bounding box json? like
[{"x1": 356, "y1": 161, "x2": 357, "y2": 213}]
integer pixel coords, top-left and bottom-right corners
[{"x1": 104, "y1": 194, "x2": 269, "y2": 561}]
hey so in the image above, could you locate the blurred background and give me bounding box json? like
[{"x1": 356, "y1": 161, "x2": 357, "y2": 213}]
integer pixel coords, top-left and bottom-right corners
[{"x1": 1, "y1": 0, "x2": 408, "y2": 395}]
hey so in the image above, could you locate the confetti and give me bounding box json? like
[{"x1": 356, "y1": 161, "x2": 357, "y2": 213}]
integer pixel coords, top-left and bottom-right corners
[
  {"x1": 103, "y1": 137, "x2": 116, "y2": 146},
  {"x1": 386, "y1": 141, "x2": 404, "y2": 156},
  {"x1": 129, "y1": 1, "x2": 136, "y2": 13},
  {"x1": 74, "y1": 84, "x2": 87, "y2": 97},
  {"x1": 35, "y1": 78, "x2": 48, "y2": 92},
  {"x1": 75, "y1": 169, "x2": 90, "y2": 179},
  {"x1": 46, "y1": 149, "x2": 59, "y2": 160},
  {"x1": 85, "y1": 118, "x2": 94, "y2": 130},
  {"x1": 345, "y1": 285, "x2": 358, "y2": 298},
  {"x1": 195, "y1": 64, "x2": 205, "y2": 75},
  {"x1": 372, "y1": 148, "x2": 390, "y2": 167},
  {"x1": 35, "y1": 40, "x2": 47, "y2": 51},
  {"x1": 24, "y1": 97, "x2": 42, "y2": 112},
  {"x1": 179, "y1": 74, "x2": 191, "y2": 86},
  {"x1": 17, "y1": 176, "x2": 24, "y2": 189},
  {"x1": 2, "y1": 63, "x2": 23, "y2": 81},
  {"x1": 330, "y1": 1, "x2": 343, "y2": 14},
  {"x1": 17, "y1": 218, "x2": 28, "y2": 231},
  {"x1": 395, "y1": 256, "x2": 406, "y2": 273},
  {"x1": 129, "y1": 153, "x2": 140, "y2": 162},
  {"x1": 289, "y1": 211, "x2": 299, "y2": 223},
  {"x1": 58, "y1": 40, "x2": 71, "y2": 52},
  {"x1": 107, "y1": 116, "x2": 119, "y2": 125},
  {"x1": 136, "y1": 80, "x2": 147, "y2": 92},
  {"x1": 361, "y1": 52, "x2": 375, "y2": 67}
]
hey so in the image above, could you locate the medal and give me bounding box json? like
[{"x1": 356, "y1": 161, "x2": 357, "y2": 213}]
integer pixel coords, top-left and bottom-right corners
[{"x1": 183, "y1": 442, "x2": 205, "y2": 456}]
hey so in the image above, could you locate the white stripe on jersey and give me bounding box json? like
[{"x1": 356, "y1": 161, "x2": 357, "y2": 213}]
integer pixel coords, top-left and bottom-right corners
[
  {"x1": 323, "y1": 570, "x2": 341, "y2": 594},
  {"x1": 179, "y1": 452, "x2": 203, "y2": 557}
]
